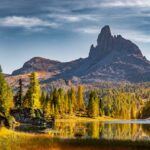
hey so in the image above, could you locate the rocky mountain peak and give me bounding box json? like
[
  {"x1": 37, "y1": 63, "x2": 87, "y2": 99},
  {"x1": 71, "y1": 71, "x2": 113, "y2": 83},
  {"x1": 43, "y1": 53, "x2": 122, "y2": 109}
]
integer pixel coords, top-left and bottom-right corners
[
  {"x1": 11, "y1": 25, "x2": 150, "y2": 83},
  {"x1": 89, "y1": 26, "x2": 143, "y2": 60},
  {"x1": 97, "y1": 25, "x2": 112, "y2": 45},
  {"x1": 12, "y1": 57, "x2": 60, "y2": 75},
  {"x1": 24, "y1": 57, "x2": 60, "y2": 65}
]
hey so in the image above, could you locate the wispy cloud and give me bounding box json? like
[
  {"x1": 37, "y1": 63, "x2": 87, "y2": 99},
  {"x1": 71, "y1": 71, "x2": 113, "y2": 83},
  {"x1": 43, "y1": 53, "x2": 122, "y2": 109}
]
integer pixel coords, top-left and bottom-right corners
[
  {"x1": 48, "y1": 14, "x2": 98, "y2": 22},
  {"x1": 44, "y1": 6, "x2": 70, "y2": 13},
  {"x1": 0, "y1": 16, "x2": 59, "y2": 29},
  {"x1": 100, "y1": 0, "x2": 150, "y2": 8}
]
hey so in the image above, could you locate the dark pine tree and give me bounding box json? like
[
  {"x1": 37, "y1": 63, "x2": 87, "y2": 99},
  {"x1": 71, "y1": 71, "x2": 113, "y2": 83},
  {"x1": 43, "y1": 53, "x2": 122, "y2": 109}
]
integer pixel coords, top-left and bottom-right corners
[{"x1": 15, "y1": 79, "x2": 23, "y2": 108}]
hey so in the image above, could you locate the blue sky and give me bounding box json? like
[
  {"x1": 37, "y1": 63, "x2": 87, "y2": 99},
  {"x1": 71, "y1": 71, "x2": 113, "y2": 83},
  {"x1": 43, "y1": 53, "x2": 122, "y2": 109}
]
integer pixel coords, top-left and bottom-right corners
[{"x1": 0, "y1": 0, "x2": 150, "y2": 73}]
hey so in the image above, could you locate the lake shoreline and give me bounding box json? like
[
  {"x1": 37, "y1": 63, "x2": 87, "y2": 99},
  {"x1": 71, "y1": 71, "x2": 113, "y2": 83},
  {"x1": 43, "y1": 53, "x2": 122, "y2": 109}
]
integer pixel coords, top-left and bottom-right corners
[
  {"x1": 55, "y1": 116, "x2": 150, "y2": 122},
  {"x1": 55, "y1": 116, "x2": 117, "y2": 122}
]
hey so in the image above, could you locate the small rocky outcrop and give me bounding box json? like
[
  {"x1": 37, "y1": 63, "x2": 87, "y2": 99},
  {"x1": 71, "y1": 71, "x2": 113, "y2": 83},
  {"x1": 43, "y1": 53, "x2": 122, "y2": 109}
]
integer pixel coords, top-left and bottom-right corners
[
  {"x1": 11, "y1": 108, "x2": 48, "y2": 126},
  {"x1": 0, "y1": 112, "x2": 16, "y2": 128},
  {"x1": 0, "y1": 113, "x2": 9, "y2": 127}
]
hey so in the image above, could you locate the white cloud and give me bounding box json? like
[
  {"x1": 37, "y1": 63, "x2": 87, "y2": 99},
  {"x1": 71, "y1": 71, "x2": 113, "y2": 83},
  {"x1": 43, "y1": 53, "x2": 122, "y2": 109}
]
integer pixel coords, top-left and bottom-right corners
[
  {"x1": 100, "y1": 0, "x2": 150, "y2": 7},
  {"x1": 48, "y1": 14, "x2": 98, "y2": 22},
  {"x1": 44, "y1": 6, "x2": 69, "y2": 13},
  {"x1": 0, "y1": 16, "x2": 59, "y2": 29}
]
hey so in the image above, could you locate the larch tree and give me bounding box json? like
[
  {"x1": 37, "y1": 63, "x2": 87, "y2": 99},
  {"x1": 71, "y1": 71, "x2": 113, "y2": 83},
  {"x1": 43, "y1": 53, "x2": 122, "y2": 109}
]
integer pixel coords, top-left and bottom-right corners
[
  {"x1": 44, "y1": 99, "x2": 51, "y2": 120},
  {"x1": 58, "y1": 88, "x2": 65, "y2": 114},
  {"x1": 24, "y1": 72, "x2": 41, "y2": 110},
  {"x1": 70, "y1": 87, "x2": 77, "y2": 112},
  {"x1": 64, "y1": 93, "x2": 69, "y2": 113},
  {"x1": 77, "y1": 85, "x2": 85, "y2": 111},
  {"x1": 88, "y1": 91, "x2": 99, "y2": 118},
  {"x1": 0, "y1": 65, "x2": 14, "y2": 116}
]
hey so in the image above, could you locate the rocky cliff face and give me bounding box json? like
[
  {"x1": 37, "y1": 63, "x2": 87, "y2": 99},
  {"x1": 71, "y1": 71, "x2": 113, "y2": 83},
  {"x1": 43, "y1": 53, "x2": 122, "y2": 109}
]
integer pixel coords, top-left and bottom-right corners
[
  {"x1": 80, "y1": 25, "x2": 150, "y2": 82},
  {"x1": 89, "y1": 25, "x2": 143, "y2": 60},
  {"x1": 10, "y1": 26, "x2": 150, "y2": 83}
]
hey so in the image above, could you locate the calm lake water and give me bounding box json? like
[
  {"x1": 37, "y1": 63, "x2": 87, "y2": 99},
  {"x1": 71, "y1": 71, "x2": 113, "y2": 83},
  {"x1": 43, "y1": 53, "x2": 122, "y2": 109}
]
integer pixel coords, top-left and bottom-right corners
[{"x1": 15, "y1": 120, "x2": 150, "y2": 141}]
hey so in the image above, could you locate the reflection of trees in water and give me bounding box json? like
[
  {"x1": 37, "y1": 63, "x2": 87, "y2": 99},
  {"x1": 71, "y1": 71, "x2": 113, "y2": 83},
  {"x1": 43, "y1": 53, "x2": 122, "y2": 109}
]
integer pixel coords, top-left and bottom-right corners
[
  {"x1": 54, "y1": 122, "x2": 89, "y2": 138},
  {"x1": 88, "y1": 122, "x2": 101, "y2": 139},
  {"x1": 54, "y1": 122, "x2": 76, "y2": 138},
  {"x1": 101, "y1": 124, "x2": 141, "y2": 140},
  {"x1": 53, "y1": 122, "x2": 149, "y2": 140},
  {"x1": 142, "y1": 124, "x2": 150, "y2": 137}
]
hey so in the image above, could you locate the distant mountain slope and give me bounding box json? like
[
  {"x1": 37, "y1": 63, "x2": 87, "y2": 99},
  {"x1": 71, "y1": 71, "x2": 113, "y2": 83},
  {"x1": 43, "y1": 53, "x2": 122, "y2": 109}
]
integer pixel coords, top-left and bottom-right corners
[
  {"x1": 11, "y1": 25, "x2": 150, "y2": 83},
  {"x1": 12, "y1": 57, "x2": 61, "y2": 75}
]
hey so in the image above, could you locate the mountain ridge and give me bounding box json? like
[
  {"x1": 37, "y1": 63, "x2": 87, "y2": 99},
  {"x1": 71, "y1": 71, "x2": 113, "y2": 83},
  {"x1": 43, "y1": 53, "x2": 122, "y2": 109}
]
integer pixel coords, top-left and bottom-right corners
[{"x1": 11, "y1": 25, "x2": 150, "y2": 83}]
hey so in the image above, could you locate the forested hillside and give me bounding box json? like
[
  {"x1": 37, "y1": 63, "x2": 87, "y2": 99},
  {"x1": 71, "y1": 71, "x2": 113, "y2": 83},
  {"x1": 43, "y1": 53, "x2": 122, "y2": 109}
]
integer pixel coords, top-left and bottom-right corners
[{"x1": 1, "y1": 66, "x2": 150, "y2": 127}]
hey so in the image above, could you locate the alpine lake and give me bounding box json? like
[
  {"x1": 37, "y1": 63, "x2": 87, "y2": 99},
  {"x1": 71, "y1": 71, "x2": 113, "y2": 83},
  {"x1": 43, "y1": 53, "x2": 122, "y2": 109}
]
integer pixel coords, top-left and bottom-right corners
[{"x1": 15, "y1": 120, "x2": 150, "y2": 140}]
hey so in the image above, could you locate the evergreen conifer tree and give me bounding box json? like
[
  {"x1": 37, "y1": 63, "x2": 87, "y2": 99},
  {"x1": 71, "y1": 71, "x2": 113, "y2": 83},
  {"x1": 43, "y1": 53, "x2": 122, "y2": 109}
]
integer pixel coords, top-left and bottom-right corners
[{"x1": 15, "y1": 79, "x2": 23, "y2": 108}]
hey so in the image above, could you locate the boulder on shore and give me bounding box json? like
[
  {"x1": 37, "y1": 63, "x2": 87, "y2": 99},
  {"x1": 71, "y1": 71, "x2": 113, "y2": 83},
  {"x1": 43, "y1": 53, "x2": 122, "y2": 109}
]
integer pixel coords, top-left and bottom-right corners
[{"x1": 11, "y1": 108, "x2": 48, "y2": 126}]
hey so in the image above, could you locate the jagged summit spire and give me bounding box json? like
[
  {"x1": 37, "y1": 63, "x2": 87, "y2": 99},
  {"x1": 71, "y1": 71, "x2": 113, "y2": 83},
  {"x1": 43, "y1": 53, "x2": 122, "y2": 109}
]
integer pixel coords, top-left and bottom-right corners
[
  {"x1": 89, "y1": 25, "x2": 143, "y2": 59},
  {"x1": 97, "y1": 25, "x2": 112, "y2": 46},
  {"x1": 100, "y1": 25, "x2": 111, "y2": 36}
]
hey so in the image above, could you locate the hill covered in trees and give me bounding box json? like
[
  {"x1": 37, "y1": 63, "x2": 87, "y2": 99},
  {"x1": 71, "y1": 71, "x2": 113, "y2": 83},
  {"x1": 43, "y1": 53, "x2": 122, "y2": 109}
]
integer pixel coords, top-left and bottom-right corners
[{"x1": 1, "y1": 66, "x2": 150, "y2": 127}]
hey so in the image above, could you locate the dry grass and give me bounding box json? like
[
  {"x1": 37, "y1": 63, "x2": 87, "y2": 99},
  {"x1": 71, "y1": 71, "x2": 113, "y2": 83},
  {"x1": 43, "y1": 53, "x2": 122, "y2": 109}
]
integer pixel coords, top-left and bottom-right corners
[
  {"x1": 0, "y1": 128, "x2": 150, "y2": 150},
  {"x1": 55, "y1": 115, "x2": 117, "y2": 122}
]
